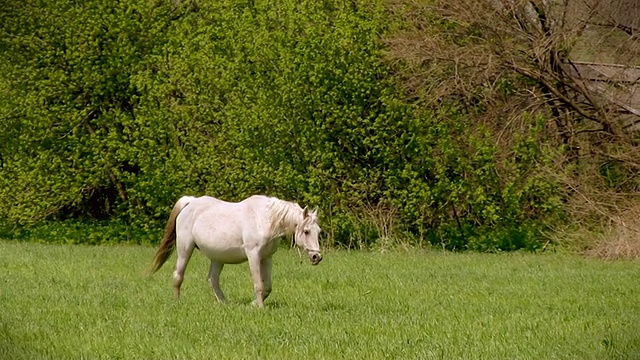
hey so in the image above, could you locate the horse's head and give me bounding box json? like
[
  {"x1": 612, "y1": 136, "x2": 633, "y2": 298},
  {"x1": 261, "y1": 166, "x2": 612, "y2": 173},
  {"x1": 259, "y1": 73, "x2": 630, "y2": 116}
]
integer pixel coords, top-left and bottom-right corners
[{"x1": 295, "y1": 207, "x2": 322, "y2": 265}]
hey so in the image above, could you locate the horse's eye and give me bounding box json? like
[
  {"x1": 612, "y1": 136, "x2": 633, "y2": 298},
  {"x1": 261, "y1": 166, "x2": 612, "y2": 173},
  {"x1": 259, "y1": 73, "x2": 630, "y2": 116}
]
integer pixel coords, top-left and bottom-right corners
[{"x1": 304, "y1": 230, "x2": 309, "y2": 235}]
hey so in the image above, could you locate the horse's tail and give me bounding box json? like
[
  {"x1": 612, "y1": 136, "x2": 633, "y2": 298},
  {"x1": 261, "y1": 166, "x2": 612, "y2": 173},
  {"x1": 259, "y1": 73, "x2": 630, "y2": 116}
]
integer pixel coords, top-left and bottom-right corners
[{"x1": 149, "y1": 196, "x2": 195, "y2": 274}]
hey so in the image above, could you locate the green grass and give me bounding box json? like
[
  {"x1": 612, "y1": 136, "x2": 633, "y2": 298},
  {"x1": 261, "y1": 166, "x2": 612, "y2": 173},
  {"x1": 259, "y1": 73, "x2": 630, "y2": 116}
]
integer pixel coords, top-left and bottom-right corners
[{"x1": 1, "y1": 241, "x2": 639, "y2": 359}]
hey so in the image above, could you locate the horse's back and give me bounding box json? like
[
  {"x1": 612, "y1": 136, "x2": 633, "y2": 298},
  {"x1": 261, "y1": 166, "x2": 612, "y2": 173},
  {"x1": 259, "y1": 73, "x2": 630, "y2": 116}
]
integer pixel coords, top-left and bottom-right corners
[
  {"x1": 176, "y1": 195, "x2": 272, "y2": 263},
  {"x1": 240, "y1": 194, "x2": 273, "y2": 207},
  {"x1": 187, "y1": 195, "x2": 271, "y2": 207},
  {"x1": 179, "y1": 196, "x2": 242, "y2": 229}
]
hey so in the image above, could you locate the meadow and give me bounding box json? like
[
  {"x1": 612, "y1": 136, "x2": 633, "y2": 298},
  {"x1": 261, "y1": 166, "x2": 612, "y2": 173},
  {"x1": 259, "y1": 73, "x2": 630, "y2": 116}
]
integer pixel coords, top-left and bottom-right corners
[{"x1": 1, "y1": 240, "x2": 639, "y2": 359}]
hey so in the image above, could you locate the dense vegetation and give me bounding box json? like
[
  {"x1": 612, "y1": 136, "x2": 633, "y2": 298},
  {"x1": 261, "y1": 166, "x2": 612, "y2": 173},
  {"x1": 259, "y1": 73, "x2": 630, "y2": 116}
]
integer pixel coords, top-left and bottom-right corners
[{"x1": 2, "y1": 0, "x2": 636, "y2": 251}]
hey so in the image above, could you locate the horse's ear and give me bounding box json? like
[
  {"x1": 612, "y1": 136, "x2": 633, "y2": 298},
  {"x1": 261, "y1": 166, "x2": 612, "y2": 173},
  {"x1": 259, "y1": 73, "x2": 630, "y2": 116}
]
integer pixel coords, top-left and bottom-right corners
[
  {"x1": 303, "y1": 206, "x2": 309, "y2": 219},
  {"x1": 313, "y1": 207, "x2": 319, "y2": 215}
]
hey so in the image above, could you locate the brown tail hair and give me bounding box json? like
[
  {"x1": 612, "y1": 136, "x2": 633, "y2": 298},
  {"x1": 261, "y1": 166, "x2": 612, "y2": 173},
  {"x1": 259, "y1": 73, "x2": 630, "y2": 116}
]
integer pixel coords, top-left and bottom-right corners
[{"x1": 149, "y1": 197, "x2": 193, "y2": 274}]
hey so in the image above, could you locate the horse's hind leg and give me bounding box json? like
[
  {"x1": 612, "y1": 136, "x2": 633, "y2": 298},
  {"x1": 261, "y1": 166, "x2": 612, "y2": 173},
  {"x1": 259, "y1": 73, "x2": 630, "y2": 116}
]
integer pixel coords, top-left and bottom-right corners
[
  {"x1": 173, "y1": 239, "x2": 196, "y2": 299},
  {"x1": 208, "y1": 261, "x2": 226, "y2": 303}
]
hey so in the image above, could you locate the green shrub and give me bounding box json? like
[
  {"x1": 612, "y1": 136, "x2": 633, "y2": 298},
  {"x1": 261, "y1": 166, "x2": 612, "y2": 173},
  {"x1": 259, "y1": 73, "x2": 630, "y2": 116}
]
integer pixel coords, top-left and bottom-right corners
[
  {"x1": 0, "y1": 0, "x2": 562, "y2": 250},
  {"x1": 2, "y1": 220, "x2": 159, "y2": 245}
]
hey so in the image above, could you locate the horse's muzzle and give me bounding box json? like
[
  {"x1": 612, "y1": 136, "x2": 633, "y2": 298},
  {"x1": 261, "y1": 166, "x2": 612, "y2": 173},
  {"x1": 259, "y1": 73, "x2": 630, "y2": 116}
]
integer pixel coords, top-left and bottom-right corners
[{"x1": 309, "y1": 252, "x2": 323, "y2": 265}]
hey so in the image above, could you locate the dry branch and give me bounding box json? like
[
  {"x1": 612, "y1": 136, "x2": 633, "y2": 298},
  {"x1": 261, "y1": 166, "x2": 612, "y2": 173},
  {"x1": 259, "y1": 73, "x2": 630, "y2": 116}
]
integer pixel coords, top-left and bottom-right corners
[{"x1": 384, "y1": 0, "x2": 640, "y2": 258}]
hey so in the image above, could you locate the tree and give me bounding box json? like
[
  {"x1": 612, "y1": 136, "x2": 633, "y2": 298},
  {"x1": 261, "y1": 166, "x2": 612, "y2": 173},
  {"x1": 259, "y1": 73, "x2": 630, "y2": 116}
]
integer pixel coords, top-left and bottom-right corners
[{"x1": 385, "y1": 0, "x2": 640, "y2": 252}]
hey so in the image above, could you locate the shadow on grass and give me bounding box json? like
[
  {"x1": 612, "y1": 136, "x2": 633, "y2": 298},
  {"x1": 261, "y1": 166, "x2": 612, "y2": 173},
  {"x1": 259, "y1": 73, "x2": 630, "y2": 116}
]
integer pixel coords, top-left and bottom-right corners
[
  {"x1": 222, "y1": 297, "x2": 346, "y2": 312},
  {"x1": 0, "y1": 324, "x2": 48, "y2": 360}
]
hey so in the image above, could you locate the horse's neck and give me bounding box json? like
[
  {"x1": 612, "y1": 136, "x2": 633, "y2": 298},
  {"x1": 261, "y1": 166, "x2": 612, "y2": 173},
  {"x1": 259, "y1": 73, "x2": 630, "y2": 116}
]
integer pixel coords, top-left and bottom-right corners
[
  {"x1": 269, "y1": 199, "x2": 301, "y2": 238},
  {"x1": 271, "y1": 222, "x2": 295, "y2": 239}
]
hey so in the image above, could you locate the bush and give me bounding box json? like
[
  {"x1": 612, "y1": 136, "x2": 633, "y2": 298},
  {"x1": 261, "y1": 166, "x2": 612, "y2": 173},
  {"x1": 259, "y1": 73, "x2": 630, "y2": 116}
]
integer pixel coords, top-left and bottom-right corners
[
  {"x1": 1, "y1": 220, "x2": 159, "y2": 246},
  {"x1": 0, "y1": 0, "x2": 563, "y2": 250}
]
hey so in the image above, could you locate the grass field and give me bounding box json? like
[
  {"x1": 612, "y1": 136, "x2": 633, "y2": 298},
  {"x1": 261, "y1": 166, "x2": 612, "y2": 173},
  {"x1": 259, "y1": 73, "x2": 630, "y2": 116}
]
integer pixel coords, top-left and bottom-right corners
[{"x1": 1, "y1": 241, "x2": 639, "y2": 359}]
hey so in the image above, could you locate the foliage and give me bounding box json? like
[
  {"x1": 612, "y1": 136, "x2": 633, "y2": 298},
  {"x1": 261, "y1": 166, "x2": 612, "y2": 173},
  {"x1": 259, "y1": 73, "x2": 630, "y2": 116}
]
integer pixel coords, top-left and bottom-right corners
[
  {"x1": 0, "y1": 0, "x2": 183, "y2": 225},
  {"x1": 3, "y1": 220, "x2": 158, "y2": 246},
  {"x1": 383, "y1": 0, "x2": 640, "y2": 254},
  {"x1": 0, "y1": 0, "x2": 565, "y2": 250}
]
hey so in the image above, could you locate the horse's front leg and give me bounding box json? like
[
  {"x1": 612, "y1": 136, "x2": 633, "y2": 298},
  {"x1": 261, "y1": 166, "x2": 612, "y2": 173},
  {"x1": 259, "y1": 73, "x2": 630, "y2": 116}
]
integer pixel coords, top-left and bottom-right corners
[
  {"x1": 260, "y1": 257, "x2": 273, "y2": 302},
  {"x1": 247, "y1": 252, "x2": 266, "y2": 308}
]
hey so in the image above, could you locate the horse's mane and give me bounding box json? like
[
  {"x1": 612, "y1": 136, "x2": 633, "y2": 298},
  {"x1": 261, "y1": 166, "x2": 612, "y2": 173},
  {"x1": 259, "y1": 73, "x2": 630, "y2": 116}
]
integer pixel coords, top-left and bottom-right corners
[{"x1": 267, "y1": 198, "x2": 303, "y2": 238}]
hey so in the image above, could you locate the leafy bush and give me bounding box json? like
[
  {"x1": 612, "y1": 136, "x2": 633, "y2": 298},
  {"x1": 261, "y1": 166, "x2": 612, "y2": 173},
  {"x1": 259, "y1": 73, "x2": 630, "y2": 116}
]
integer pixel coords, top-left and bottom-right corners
[
  {"x1": 0, "y1": 0, "x2": 562, "y2": 250},
  {"x1": 3, "y1": 220, "x2": 158, "y2": 245}
]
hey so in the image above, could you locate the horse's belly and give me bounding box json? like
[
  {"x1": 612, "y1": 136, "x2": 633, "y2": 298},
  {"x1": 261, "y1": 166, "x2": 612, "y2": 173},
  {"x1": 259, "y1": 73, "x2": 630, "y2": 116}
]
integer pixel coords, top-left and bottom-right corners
[
  {"x1": 198, "y1": 244, "x2": 247, "y2": 264},
  {"x1": 190, "y1": 215, "x2": 247, "y2": 264}
]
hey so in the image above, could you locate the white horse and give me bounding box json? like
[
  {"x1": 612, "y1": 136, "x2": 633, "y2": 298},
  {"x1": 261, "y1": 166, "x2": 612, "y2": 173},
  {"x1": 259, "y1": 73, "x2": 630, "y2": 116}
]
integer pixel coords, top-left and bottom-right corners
[{"x1": 150, "y1": 195, "x2": 322, "y2": 307}]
